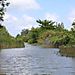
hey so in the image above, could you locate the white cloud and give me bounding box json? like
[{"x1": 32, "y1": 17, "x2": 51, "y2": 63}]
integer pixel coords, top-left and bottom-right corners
[
  {"x1": 3, "y1": 0, "x2": 40, "y2": 36},
  {"x1": 4, "y1": 14, "x2": 18, "y2": 21},
  {"x1": 3, "y1": 13, "x2": 59, "y2": 36},
  {"x1": 23, "y1": 15, "x2": 35, "y2": 23},
  {"x1": 45, "y1": 13, "x2": 59, "y2": 21},
  {"x1": 4, "y1": 14, "x2": 37, "y2": 36},
  {"x1": 68, "y1": 10, "x2": 75, "y2": 23},
  {"x1": 9, "y1": 0, "x2": 40, "y2": 10},
  {"x1": 22, "y1": 15, "x2": 36, "y2": 28}
]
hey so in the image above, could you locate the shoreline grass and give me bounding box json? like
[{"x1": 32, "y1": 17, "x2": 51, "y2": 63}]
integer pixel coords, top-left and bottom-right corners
[{"x1": 59, "y1": 46, "x2": 75, "y2": 57}]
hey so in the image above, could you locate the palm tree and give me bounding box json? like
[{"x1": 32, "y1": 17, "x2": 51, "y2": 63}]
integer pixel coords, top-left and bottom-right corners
[
  {"x1": 55, "y1": 22, "x2": 64, "y2": 31},
  {"x1": 36, "y1": 19, "x2": 55, "y2": 30}
]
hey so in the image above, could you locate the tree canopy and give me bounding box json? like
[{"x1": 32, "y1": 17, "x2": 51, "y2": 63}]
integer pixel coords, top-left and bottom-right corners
[
  {"x1": 0, "y1": 0, "x2": 9, "y2": 27},
  {"x1": 36, "y1": 19, "x2": 55, "y2": 30}
]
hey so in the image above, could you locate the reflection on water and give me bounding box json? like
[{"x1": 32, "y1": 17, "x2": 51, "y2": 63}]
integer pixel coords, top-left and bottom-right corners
[{"x1": 0, "y1": 44, "x2": 75, "y2": 75}]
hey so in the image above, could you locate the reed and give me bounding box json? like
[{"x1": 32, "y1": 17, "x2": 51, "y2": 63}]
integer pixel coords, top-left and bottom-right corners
[{"x1": 59, "y1": 46, "x2": 75, "y2": 57}]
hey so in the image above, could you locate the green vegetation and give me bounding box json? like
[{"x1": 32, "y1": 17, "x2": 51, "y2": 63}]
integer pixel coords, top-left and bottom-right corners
[
  {"x1": 0, "y1": 0, "x2": 74, "y2": 57},
  {"x1": 0, "y1": 26, "x2": 24, "y2": 49},
  {"x1": 21, "y1": 20, "x2": 69, "y2": 46},
  {"x1": 0, "y1": 0, "x2": 24, "y2": 49},
  {"x1": 20, "y1": 19, "x2": 75, "y2": 57},
  {"x1": 0, "y1": 0, "x2": 75, "y2": 56}
]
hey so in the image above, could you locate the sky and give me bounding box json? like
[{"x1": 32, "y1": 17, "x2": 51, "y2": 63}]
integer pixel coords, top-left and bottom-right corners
[{"x1": 3, "y1": 0, "x2": 75, "y2": 36}]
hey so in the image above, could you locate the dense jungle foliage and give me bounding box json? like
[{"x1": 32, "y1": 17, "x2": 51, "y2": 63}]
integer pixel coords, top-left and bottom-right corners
[{"x1": 20, "y1": 19, "x2": 75, "y2": 48}]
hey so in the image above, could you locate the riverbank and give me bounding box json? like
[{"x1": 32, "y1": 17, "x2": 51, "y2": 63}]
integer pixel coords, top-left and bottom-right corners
[
  {"x1": 59, "y1": 45, "x2": 75, "y2": 57},
  {"x1": 0, "y1": 26, "x2": 24, "y2": 49},
  {"x1": 0, "y1": 42, "x2": 24, "y2": 49},
  {"x1": 41, "y1": 44, "x2": 75, "y2": 57},
  {"x1": 0, "y1": 71, "x2": 6, "y2": 75},
  {"x1": 27, "y1": 42, "x2": 75, "y2": 57}
]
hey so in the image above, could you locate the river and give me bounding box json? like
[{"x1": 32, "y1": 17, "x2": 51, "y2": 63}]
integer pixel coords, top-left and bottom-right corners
[{"x1": 0, "y1": 44, "x2": 75, "y2": 75}]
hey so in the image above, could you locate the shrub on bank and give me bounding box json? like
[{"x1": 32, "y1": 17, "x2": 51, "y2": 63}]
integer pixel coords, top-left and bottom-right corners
[{"x1": 0, "y1": 27, "x2": 24, "y2": 49}]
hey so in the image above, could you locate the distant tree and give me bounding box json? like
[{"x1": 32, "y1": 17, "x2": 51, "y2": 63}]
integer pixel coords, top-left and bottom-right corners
[
  {"x1": 36, "y1": 19, "x2": 55, "y2": 30},
  {"x1": 16, "y1": 34, "x2": 20, "y2": 38},
  {"x1": 21, "y1": 29, "x2": 29, "y2": 36},
  {"x1": 55, "y1": 22, "x2": 64, "y2": 31},
  {"x1": 60, "y1": 22, "x2": 64, "y2": 29},
  {"x1": 72, "y1": 20, "x2": 75, "y2": 31},
  {"x1": 0, "y1": 0, "x2": 9, "y2": 27},
  {"x1": 27, "y1": 27, "x2": 39, "y2": 43},
  {"x1": 71, "y1": 20, "x2": 75, "y2": 37}
]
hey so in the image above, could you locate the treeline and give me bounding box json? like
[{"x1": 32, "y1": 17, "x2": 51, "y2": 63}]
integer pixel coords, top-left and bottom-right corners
[
  {"x1": 0, "y1": 26, "x2": 24, "y2": 49},
  {"x1": 20, "y1": 19, "x2": 75, "y2": 48}
]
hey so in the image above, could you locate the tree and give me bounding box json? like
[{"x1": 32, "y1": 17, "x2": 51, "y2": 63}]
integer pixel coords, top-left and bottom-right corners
[
  {"x1": 21, "y1": 29, "x2": 29, "y2": 36},
  {"x1": 27, "y1": 27, "x2": 39, "y2": 43},
  {"x1": 55, "y1": 22, "x2": 64, "y2": 31},
  {"x1": 72, "y1": 20, "x2": 75, "y2": 31},
  {"x1": 71, "y1": 20, "x2": 75, "y2": 37},
  {"x1": 36, "y1": 19, "x2": 55, "y2": 30},
  {"x1": 0, "y1": 0, "x2": 9, "y2": 27}
]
